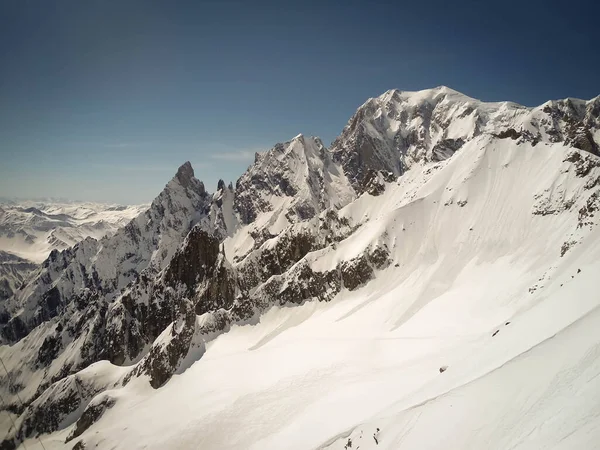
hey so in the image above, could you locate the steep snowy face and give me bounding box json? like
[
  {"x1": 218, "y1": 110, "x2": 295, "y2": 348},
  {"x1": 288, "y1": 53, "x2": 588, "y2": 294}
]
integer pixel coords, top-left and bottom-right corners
[
  {"x1": 331, "y1": 86, "x2": 600, "y2": 191},
  {"x1": 0, "y1": 162, "x2": 214, "y2": 342},
  {"x1": 234, "y1": 135, "x2": 353, "y2": 227}
]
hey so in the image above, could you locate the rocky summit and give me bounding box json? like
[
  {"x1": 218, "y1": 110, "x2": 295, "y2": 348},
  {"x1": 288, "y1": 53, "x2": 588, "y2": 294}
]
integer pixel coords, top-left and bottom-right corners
[{"x1": 1, "y1": 87, "x2": 600, "y2": 450}]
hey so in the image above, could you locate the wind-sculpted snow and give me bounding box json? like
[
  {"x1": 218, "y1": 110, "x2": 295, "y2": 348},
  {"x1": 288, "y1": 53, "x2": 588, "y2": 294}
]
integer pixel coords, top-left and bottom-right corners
[{"x1": 2, "y1": 87, "x2": 600, "y2": 450}]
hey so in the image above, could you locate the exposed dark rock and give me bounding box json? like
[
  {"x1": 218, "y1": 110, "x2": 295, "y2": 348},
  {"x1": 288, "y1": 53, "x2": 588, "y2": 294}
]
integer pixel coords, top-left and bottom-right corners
[
  {"x1": 578, "y1": 190, "x2": 600, "y2": 228},
  {"x1": 564, "y1": 151, "x2": 600, "y2": 179},
  {"x1": 174, "y1": 161, "x2": 198, "y2": 190},
  {"x1": 127, "y1": 296, "x2": 196, "y2": 389},
  {"x1": 496, "y1": 128, "x2": 521, "y2": 140},
  {"x1": 340, "y1": 255, "x2": 373, "y2": 291},
  {"x1": 0, "y1": 253, "x2": 37, "y2": 302},
  {"x1": 332, "y1": 123, "x2": 402, "y2": 191},
  {"x1": 164, "y1": 227, "x2": 221, "y2": 291},
  {"x1": 66, "y1": 396, "x2": 116, "y2": 442},
  {"x1": 565, "y1": 124, "x2": 600, "y2": 156},
  {"x1": 196, "y1": 256, "x2": 236, "y2": 315},
  {"x1": 339, "y1": 245, "x2": 391, "y2": 291},
  {"x1": 243, "y1": 260, "x2": 339, "y2": 316},
  {"x1": 359, "y1": 169, "x2": 386, "y2": 196},
  {"x1": 432, "y1": 138, "x2": 465, "y2": 161},
  {"x1": 254, "y1": 232, "x2": 318, "y2": 282},
  {"x1": 0, "y1": 438, "x2": 16, "y2": 450},
  {"x1": 39, "y1": 287, "x2": 62, "y2": 321},
  {"x1": 367, "y1": 245, "x2": 392, "y2": 269},
  {"x1": 560, "y1": 240, "x2": 577, "y2": 257},
  {"x1": 288, "y1": 201, "x2": 317, "y2": 221},
  {"x1": 532, "y1": 190, "x2": 575, "y2": 216},
  {"x1": 234, "y1": 187, "x2": 270, "y2": 224},
  {"x1": 246, "y1": 228, "x2": 277, "y2": 250},
  {"x1": 75, "y1": 305, "x2": 107, "y2": 367},
  {"x1": 37, "y1": 333, "x2": 62, "y2": 367}
]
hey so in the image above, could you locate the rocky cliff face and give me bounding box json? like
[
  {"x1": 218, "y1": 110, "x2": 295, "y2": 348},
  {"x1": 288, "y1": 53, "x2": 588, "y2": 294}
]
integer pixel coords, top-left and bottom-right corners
[
  {"x1": 235, "y1": 134, "x2": 354, "y2": 225},
  {"x1": 1, "y1": 87, "x2": 599, "y2": 449}
]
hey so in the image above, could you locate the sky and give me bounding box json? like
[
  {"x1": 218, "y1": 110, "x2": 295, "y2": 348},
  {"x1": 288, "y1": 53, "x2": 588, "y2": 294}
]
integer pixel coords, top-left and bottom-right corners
[{"x1": 0, "y1": 0, "x2": 598, "y2": 204}]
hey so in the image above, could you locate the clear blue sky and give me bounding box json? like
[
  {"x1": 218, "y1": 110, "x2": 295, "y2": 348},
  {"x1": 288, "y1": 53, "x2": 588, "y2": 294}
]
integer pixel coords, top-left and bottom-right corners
[{"x1": 1, "y1": 0, "x2": 598, "y2": 204}]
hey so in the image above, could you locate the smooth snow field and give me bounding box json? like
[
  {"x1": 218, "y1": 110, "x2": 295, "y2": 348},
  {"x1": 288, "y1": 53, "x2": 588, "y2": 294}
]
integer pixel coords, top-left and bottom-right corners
[{"x1": 12, "y1": 136, "x2": 600, "y2": 449}]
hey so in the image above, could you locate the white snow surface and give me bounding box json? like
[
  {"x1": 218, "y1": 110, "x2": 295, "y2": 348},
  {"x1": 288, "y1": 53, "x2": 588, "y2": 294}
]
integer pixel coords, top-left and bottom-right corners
[{"x1": 11, "y1": 134, "x2": 600, "y2": 450}]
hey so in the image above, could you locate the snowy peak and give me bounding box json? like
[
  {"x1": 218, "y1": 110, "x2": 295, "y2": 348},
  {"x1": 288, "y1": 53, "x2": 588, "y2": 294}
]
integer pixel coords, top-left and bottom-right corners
[
  {"x1": 173, "y1": 160, "x2": 201, "y2": 191},
  {"x1": 161, "y1": 161, "x2": 206, "y2": 212},
  {"x1": 332, "y1": 87, "x2": 600, "y2": 191},
  {"x1": 376, "y1": 85, "x2": 464, "y2": 105},
  {"x1": 1, "y1": 162, "x2": 214, "y2": 342},
  {"x1": 234, "y1": 135, "x2": 353, "y2": 229}
]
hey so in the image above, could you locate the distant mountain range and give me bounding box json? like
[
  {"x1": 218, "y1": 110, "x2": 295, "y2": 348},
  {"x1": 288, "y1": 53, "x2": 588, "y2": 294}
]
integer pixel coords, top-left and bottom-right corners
[{"x1": 0, "y1": 200, "x2": 147, "y2": 302}]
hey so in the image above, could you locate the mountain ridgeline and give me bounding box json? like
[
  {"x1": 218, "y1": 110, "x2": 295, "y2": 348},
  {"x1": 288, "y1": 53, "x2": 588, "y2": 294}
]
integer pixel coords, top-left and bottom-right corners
[{"x1": 1, "y1": 86, "x2": 600, "y2": 449}]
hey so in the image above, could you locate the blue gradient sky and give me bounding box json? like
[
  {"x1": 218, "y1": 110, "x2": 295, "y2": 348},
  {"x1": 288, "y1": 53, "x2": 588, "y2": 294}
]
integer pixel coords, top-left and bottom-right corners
[{"x1": 1, "y1": 0, "x2": 598, "y2": 204}]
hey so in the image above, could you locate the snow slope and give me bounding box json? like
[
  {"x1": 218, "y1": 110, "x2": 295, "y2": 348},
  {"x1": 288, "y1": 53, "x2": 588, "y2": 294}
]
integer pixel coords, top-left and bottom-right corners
[{"x1": 2, "y1": 87, "x2": 600, "y2": 450}]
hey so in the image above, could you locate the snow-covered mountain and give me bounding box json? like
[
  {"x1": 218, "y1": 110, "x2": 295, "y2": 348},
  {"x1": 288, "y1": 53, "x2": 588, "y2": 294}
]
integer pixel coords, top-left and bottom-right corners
[
  {"x1": 332, "y1": 86, "x2": 599, "y2": 190},
  {"x1": 1, "y1": 87, "x2": 600, "y2": 450},
  {"x1": 0, "y1": 200, "x2": 148, "y2": 264},
  {"x1": 0, "y1": 201, "x2": 147, "y2": 304},
  {"x1": 0, "y1": 252, "x2": 37, "y2": 306}
]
